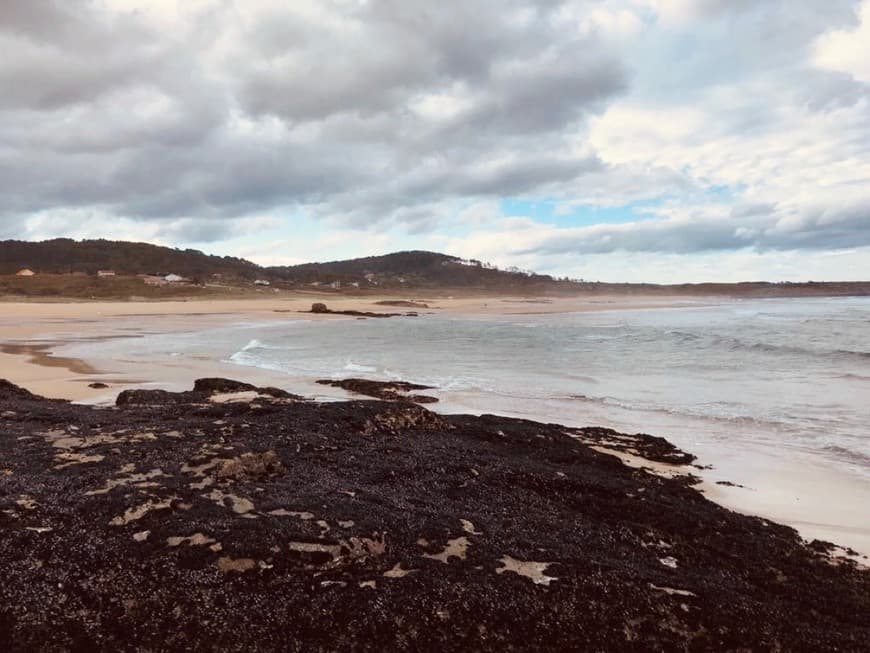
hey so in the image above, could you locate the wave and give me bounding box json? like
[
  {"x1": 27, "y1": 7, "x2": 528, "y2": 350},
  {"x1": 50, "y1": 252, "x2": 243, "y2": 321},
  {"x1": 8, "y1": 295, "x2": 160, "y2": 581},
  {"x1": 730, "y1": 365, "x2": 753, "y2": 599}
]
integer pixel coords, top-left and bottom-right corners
[
  {"x1": 665, "y1": 330, "x2": 701, "y2": 343},
  {"x1": 236, "y1": 338, "x2": 292, "y2": 352},
  {"x1": 564, "y1": 393, "x2": 792, "y2": 431},
  {"x1": 834, "y1": 349, "x2": 870, "y2": 360},
  {"x1": 703, "y1": 335, "x2": 870, "y2": 363},
  {"x1": 836, "y1": 372, "x2": 870, "y2": 382},
  {"x1": 343, "y1": 360, "x2": 377, "y2": 373},
  {"x1": 820, "y1": 445, "x2": 870, "y2": 468}
]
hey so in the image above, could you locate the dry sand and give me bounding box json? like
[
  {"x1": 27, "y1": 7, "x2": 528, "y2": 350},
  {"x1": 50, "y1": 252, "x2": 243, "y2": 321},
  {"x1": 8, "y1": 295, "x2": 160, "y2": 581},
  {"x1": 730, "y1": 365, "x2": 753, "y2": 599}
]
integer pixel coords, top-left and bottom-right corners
[{"x1": 2, "y1": 293, "x2": 868, "y2": 558}]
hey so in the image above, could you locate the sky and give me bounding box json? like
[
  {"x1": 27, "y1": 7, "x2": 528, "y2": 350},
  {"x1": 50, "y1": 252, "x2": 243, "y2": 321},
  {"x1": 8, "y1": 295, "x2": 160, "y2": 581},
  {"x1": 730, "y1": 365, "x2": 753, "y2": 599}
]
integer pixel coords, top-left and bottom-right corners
[{"x1": 2, "y1": 0, "x2": 870, "y2": 283}]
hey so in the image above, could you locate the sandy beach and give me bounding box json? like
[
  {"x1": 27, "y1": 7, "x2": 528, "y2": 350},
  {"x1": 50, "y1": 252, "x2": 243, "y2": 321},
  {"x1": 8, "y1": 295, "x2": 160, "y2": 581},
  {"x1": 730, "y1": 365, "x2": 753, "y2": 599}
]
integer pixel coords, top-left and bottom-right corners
[{"x1": 1, "y1": 293, "x2": 869, "y2": 559}]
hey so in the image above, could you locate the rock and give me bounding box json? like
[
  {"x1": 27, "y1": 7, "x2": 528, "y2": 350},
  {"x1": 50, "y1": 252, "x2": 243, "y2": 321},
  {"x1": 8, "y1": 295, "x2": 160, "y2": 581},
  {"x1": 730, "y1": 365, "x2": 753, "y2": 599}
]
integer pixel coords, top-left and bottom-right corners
[
  {"x1": 1, "y1": 378, "x2": 868, "y2": 651},
  {"x1": 193, "y1": 378, "x2": 258, "y2": 394},
  {"x1": 117, "y1": 379, "x2": 306, "y2": 407},
  {"x1": 569, "y1": 426, "x2": 697, "y2": 465},
  {"x1": 307, "y1": 304, "x2": 409, "y2": 319},
  {"x1": 374, "y1": 300, "x2": 429, "y2": 308},
  {"x1": 316, "y1": 378, "x2": 438, "y2": 403},
  {"x1": 88, "y1": 382, "x2": 109, "y2": 389},
  {"x1": 0, "y1": 380, "x2": 38, "y2": 400},
  {"x1": 362, "y1": 403, "x2": 449, "y2": 434},
  {"x1": 116, "y1": 388, "x2": 184, "y2": 406}
]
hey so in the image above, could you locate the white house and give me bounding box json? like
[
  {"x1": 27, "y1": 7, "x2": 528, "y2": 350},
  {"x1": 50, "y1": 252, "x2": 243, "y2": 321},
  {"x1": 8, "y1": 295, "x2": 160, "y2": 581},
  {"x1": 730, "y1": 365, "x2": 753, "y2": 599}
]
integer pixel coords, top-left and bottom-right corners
[
  {"x1": 16, "y1": 268, "x2": 35, "y2": 276},
  {"x1": 97, "y1": 270, "x2": 116, "y2": 278},
  {"x1": 164, "y1": 273, "x2": 185, "y2": 283},
  {"x1": 254, "y1": 279, "x2": 271, "y2": 286}
]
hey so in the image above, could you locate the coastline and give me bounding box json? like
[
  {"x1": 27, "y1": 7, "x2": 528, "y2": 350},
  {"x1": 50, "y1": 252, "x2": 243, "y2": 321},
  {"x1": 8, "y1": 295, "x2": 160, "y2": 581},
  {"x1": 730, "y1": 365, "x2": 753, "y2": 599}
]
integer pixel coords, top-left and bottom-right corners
[
  {"x1": 3, "y1": 374, "x2": 867, "y2": 649},
  {"x1": 2, "y1": 294, "x2": 869, "y2": 559},
  {"x1": 0, "y1": 292, "x2": 706, "y2": 401}
]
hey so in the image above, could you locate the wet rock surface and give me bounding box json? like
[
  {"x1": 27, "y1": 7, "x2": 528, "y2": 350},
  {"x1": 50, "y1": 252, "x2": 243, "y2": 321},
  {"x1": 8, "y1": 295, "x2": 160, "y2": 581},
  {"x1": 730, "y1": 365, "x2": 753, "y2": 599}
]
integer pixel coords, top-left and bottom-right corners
[
  {"x1": 317, "y1": 378, "x2": 439, "y2": 404},
  {"x1": 116, "y1": 377, "x2": 305, "y2": 407},
  {"x1": 1, "y1": 378, "x2": 868, "y2": 651},
  {"x1": 374, "y1": 300, "x2": 429, "y2": 309},
  {"x1": 569, "y1": 425, "x2": 697, "y2": 466},
  {"x1": 307, "y1": 303, "x2": 416, "y2": 319}
]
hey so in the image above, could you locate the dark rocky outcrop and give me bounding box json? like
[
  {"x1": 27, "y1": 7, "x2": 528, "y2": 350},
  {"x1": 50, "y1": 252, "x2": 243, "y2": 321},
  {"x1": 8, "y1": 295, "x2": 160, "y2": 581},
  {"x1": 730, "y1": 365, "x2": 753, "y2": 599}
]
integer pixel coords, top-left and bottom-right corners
[
  {"x1": 307, "y1": 303, "x2": 415, "y2": 319},
  {"x1": 0, "y1": 379, "x2": 39, "y2": 400},
  {"x1": 374, "y1": 300, "x2": 429, "y2": 308},
  {"x1": 87, "y1": 382, "x2": 109, "y2": 389},
  {"x1": 317, "y1": 378, "x2": 439, "y2": 404},
  {"x1": 117, "y1": 377, "x2": 306, "y2": 406},
  {"x1": 570, "y1": 426, "x2": 697, "y2": 466},
  {"x1": 1, "y1": 378, "x2": 868, "y2": 651},
  {"x1": 193, "y1": 377, "x2": 298, "y2": 400}
]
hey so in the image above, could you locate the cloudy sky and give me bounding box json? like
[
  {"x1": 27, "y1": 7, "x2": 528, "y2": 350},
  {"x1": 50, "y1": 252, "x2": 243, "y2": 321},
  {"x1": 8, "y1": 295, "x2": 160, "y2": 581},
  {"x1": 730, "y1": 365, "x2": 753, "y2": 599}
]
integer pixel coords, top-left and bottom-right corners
[{"x1": 2, "y1": 0, "x2": 870, "y2": 282}]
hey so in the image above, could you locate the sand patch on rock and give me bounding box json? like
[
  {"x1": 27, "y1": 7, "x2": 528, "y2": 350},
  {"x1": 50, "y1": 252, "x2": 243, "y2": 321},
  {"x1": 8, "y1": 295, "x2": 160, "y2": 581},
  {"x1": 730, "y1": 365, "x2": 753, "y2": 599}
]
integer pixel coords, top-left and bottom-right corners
[
  {"x1": 424, "y1": 537, "x2": 470, "y2": 563},
  {"x1": 496, "y1": 556, "x2": 556, "y2": 586},
  {"x1": 204, "y1": 489, "x2": 255, "y2": 514},
  {"x1": 110, "y1": 498, "x2": 175, "y2": 526},
  {"x1": 167, "y1": 533, "x2": 217, "y2": 547},
  {"x1": 217, "y1": 556, "x2": 257, "y2": 573}
]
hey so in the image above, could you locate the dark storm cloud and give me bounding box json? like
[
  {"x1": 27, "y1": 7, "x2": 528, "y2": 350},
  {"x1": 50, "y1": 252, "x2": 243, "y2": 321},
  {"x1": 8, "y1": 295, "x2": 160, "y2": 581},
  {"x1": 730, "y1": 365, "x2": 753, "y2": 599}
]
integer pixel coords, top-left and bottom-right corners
[{"x1": 0, "y1": 0, "x2": 628, "y2": 232}]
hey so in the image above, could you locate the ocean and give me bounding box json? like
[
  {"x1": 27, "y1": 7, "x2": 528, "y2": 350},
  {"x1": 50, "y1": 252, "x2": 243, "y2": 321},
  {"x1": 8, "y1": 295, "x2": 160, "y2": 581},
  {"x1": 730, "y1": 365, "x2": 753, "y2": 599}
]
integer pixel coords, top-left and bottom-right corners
[{"x1": 71, "y1": 296, "x2": 870, "y2": 481}]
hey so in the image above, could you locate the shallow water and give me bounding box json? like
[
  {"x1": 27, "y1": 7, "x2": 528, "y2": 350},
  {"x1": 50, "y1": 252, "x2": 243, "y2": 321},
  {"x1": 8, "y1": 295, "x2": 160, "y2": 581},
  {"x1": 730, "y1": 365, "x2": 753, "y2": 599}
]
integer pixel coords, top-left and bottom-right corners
[{"x1": 70, "y1": 296, "x2": 870, "y2": 480}]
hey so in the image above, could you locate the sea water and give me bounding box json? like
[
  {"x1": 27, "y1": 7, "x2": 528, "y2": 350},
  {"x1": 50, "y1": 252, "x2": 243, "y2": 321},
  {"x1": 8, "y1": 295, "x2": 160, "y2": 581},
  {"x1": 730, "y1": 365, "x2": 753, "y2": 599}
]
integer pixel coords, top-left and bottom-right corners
[{"x1": 70, "y1": 296, "x2": 870, "y2": 480}]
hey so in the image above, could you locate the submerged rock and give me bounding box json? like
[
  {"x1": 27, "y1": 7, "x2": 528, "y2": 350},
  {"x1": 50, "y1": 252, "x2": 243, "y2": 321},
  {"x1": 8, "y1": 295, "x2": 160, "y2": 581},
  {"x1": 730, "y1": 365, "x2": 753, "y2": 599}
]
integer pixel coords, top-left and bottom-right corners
[{"x1": 0, "y1": 378, "x2": 868, "y2": 651}]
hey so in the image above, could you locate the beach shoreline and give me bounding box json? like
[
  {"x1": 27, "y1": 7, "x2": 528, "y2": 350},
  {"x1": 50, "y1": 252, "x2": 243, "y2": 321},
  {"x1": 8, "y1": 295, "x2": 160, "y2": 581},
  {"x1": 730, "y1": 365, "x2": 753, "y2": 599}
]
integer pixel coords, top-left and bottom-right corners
[
  {"x1": 3, "y1": 373, "x2": 867, "y2": 649},
  {"x1": 0, "y1": 292, "x2": 707, "y2": 401},
  {"x1": 1, "y1": 294, "x2": 869, "y2": 559}
]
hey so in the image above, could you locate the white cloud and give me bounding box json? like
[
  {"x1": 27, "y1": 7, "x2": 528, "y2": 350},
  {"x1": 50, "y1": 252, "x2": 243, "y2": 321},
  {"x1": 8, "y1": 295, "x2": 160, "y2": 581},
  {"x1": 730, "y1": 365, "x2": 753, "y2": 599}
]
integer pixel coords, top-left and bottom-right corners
[
  {"x1": 2, "y1": 0, "x2": 870, "y2": 281},
  {"x1": 814, "y1": 0, "x2": 870, "y2": 82}
]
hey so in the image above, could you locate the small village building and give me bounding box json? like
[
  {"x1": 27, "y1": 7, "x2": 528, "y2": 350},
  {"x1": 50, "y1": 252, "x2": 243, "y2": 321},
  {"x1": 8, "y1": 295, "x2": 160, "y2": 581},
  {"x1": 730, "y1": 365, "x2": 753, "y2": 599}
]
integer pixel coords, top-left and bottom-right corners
[
  {"x1": 143, "y1": 275, "x2": 167, "y2": 286},
  {"x1": 254, "y1": 279, "x2": 271, "y2": 286},
  {"x1": 16, "y1": 269, "x2": 35, "y2": 276},
  {"x1": 164, "y1": 273, "x2": 185, "y2": 283},
  {"x1": 97, "y1": 270, "x2": 116, "y2": 278}
]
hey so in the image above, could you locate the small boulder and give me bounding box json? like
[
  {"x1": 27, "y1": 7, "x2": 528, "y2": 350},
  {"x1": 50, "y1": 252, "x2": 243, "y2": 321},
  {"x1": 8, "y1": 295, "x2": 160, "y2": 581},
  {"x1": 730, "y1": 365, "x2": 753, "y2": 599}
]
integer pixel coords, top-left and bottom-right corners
[
  {"x1": 193, "y1": 378, "x2": 258, "y2": 395},
  {"x1": 311, "y1": 302, "x2": 329, "y2": 313}
]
